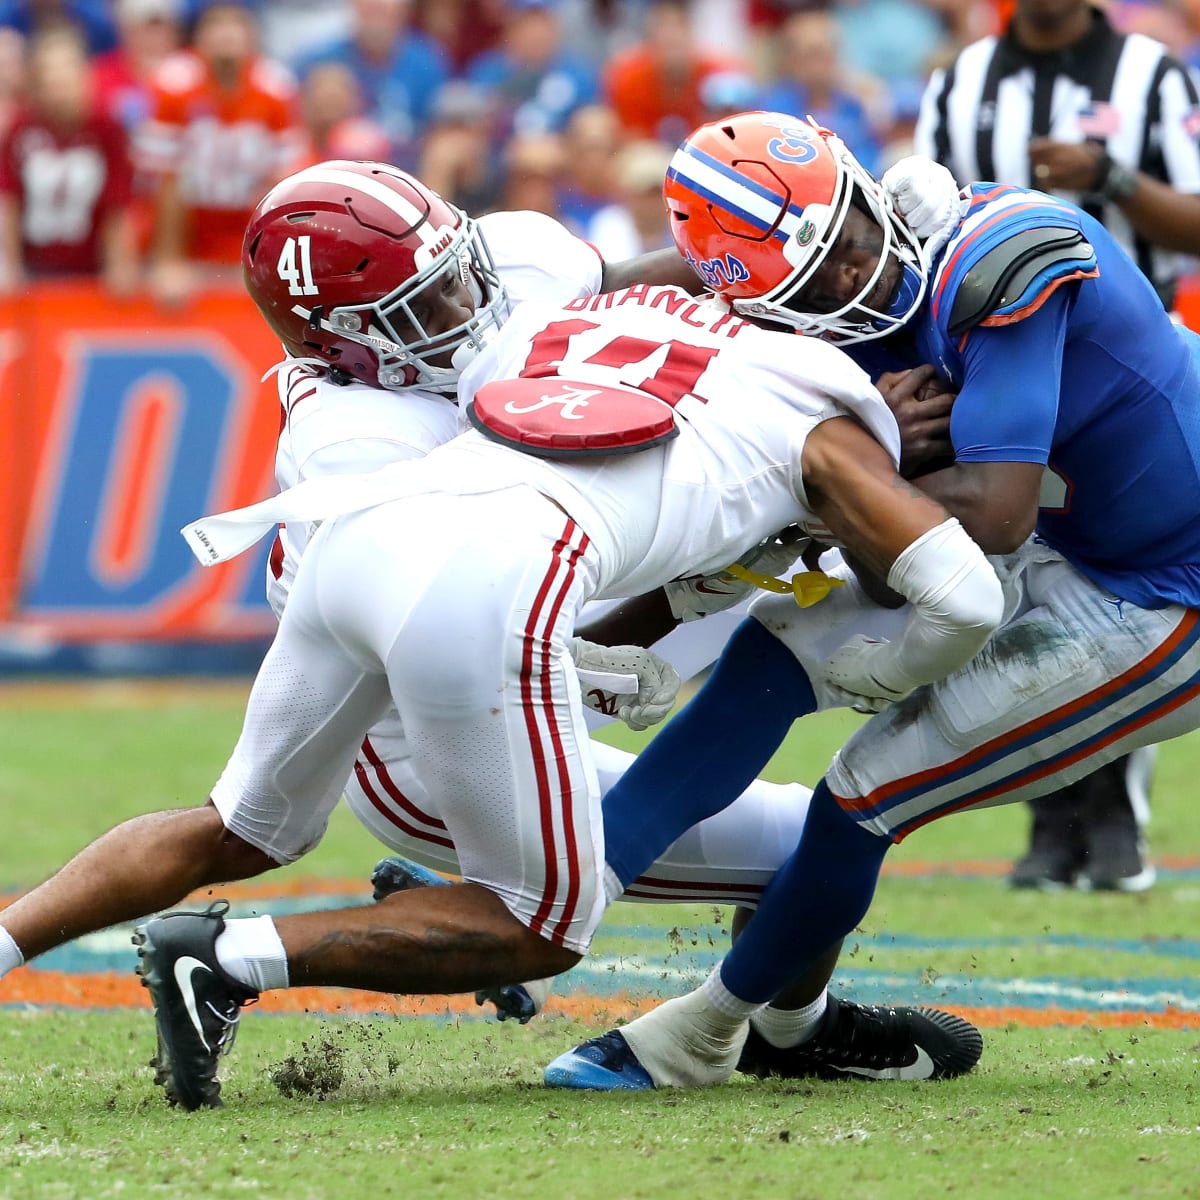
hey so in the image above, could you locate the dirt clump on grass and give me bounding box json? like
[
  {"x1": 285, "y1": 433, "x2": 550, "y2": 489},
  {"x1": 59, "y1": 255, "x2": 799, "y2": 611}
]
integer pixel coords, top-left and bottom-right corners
[{"x1": 271, "y1": 1037, "x2": 347, "y2": 1100}]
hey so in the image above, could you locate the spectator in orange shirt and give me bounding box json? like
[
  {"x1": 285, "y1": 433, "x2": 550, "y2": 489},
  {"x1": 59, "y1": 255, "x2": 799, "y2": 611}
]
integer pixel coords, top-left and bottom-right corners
[
  {"x1": 0, "y1": 25, "x2": 137, "y2": 293},
  {"x1": 136, "y1": 2, "x2": 303, "y2": 303},
  {"x1": 603, "y1": 0, "x2": 742, "y2": 145}
]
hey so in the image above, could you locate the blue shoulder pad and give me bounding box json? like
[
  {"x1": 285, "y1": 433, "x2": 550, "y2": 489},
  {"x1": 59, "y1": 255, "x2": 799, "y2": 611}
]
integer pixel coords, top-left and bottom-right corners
[{"x1": 931, "y1": 186, "x2": 1099, "y2": 339}]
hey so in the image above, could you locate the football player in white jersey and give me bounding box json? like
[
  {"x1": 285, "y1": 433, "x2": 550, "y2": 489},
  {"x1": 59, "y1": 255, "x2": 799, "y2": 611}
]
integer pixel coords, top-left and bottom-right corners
[
  {"x1": 0, "y1": 160, "x2": 995, "y2": 1111},
  {"x1": 154, "y1": 276, "x2": 996, "y2": 1108},
  {"x1": 240, "y1": 161, "x2": 822, "y2": 1020}
]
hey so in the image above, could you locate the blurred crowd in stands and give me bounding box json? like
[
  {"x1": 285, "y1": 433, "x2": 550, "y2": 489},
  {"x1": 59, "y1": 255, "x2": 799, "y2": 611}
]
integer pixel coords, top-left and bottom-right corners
[{"x1": 2, "y1": 0, "x2": 1199, "y2": 301}]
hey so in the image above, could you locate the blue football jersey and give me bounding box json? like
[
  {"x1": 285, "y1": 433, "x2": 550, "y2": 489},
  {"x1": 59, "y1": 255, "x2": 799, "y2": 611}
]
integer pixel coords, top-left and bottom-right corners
[{"x1": 852, "y1": 183, "x2": 1200, "y2": 609}]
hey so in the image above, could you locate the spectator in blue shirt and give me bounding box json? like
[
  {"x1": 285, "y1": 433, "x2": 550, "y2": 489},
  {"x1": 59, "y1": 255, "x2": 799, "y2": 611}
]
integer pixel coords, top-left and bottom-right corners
[
  {"x1": 467, "y1": 0, "x2": 598, "y2": 138},
  {"x1": 295, "y1": 0, "x2": 447, "y2": 168},
  {"x1": 759, "y1": 10, "x2": 885, "y2": 177},
  {"x1": 0, "y1": 0, "x2": 117, "y2": 52}
]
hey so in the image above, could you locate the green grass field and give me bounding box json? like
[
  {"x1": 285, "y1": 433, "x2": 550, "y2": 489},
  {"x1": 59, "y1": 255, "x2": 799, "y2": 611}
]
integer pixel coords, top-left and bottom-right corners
[{"x1": 2, "y1": 681, "x2": 1200, "y2": 1200}]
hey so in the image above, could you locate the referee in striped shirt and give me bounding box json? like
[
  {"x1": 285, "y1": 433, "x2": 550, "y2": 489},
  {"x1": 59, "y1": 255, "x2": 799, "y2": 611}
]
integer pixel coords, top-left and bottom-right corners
[
  {"x1": 914, "y1": 0, "x2": 1200, "y2": 892},
  {"x1": 916, "y1": 0, "x2": 1200, "y2": 310}
]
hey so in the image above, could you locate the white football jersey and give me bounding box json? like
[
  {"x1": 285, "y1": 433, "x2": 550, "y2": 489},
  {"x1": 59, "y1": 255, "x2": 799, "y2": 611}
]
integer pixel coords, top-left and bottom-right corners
[
  {"x1": 267, "y1": 210, "x2": 605, "y2": 615},
  {"x1": 449, "y1": 286, "x2": 900, "y2": 600}
]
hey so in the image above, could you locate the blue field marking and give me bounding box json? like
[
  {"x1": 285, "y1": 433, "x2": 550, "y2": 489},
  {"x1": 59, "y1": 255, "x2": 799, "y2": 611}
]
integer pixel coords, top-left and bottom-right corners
[
  {"x1": 16, "y1": 893, "x2": 1200, "y2": 1016},
  {"x1": 603, "y1": 926, "x2": 1200, "y2": 960}
]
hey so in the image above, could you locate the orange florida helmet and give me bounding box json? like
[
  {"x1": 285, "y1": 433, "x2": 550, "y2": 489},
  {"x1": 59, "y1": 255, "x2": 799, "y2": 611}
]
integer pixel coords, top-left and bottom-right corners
[
  {"x1": 242, "y1": 160, "x2": 509, "y2": 392},
  {"x1": 664, "y1": 112, "x2": 928, "y2": 343}
]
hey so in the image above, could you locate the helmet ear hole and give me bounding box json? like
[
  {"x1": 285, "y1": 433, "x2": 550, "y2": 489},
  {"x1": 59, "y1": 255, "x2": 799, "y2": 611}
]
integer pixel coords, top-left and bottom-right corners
[{"x1": 246, "y1": 231, "x2": 262, "y2": 262}]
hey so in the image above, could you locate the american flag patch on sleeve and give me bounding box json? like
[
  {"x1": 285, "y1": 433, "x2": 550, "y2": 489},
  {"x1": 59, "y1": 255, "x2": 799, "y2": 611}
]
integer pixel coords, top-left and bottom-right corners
[{"x1": 1077, "y1": 101, "x2": 1122, "y2": 138}]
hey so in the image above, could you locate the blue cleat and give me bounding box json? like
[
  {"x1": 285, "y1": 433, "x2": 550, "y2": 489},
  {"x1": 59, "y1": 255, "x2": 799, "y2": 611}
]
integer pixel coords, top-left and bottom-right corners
[
  {"x1": 544, "y1": 1030, "x2": 655, "y2": 1091},
  {"x1": 371, "y1": 854, "x2": 542, "y2": 1023},
  {"x1": 370, "y1": 855, "x2": 449, "y2": 900}
]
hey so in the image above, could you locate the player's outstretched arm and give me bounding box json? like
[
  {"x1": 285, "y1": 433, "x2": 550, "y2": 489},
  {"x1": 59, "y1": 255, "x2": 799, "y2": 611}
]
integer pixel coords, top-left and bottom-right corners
[
  {"x1": 900, "y1": 457, "x2": 1044, "y2": 556},
  {"x1": 600, "y1": 248, "x2": 702, "y2": 295},
  {"x1": 800, "y1": 416, "x2": 1004, "y2": 711}
]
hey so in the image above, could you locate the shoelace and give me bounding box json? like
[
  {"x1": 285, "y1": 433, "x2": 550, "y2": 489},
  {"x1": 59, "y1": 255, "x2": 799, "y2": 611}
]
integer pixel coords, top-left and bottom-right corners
[
  {"x1": 814, "y1": 1005, "x2": 913, "y2": 1068},
  {"x1": 205, "y1": 990, "x2": 258, "y2": 1058},
  {"x1": 587, "y1": 1031, "x2": 638, "y2": 1069},
  {"x1": 205, "y1": 999, "x2": 243, "y2": 1057}
]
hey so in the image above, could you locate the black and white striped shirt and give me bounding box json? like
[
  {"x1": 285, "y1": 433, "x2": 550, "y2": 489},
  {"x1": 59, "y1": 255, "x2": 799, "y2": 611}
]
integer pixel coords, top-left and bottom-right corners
[{"x1": 915, "y1": 8, "x2": 1200, "y2": 305}]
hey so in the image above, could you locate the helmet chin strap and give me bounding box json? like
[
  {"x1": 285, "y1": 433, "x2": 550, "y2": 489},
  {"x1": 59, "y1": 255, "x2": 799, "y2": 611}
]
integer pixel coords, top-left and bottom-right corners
[{"x1": 450, "y1": 339, "x2": 484, "y2": 374}]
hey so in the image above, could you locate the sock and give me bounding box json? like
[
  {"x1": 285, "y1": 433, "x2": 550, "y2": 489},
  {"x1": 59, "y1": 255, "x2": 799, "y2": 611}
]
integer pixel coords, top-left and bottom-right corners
[
  {"x1": 215, "y1": 915, "x2": 289, "y2": 992},
  {"x1": 703, "y1": 966, "x2": 767, "y2": 1025},
  {"x1": 721, "y1": 779, "x2": 891, "y2": 1004},
  {"x1": 751, "y1": 991, "x2": 828, "y2": 1048},
  {"x1": 603, "y1": 617, "x2": 817, "y2": 889},
  {"x1": 0, "y1": 925, "x2": 23, "y2": 980},
  {"x1": 620, "y1": 969, "x2": 761, "y2": 1088}
]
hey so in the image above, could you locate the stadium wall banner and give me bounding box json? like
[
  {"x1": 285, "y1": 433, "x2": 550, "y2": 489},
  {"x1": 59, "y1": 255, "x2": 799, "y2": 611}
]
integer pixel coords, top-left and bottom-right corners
[
  {"x1": 1, "y1": 278, "x2": 1198, "y2": 672},
  {"x1": 0, "y1": 282, "x2": 282, "y2": 661}
]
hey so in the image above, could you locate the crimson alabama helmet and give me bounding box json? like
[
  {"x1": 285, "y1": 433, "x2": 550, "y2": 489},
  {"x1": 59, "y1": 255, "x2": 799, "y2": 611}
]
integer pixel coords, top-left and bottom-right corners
[
  {"x1": 242, "y1": 160, "x2": 509, "y2": 391},
  {"x1": 663, "y1": 112, "x2": 927, "y2": 343}
]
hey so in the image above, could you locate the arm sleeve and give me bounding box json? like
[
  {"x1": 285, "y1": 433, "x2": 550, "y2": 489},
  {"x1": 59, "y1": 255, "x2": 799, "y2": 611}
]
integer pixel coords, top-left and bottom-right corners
[
  {"x1": 0, "y1": 130, "x2": 17, "y2": 197},
  {"x1": 299, "y1": 437, "x2": 428, "y2": 478},
  {"x1": 949, "y1": 287, "x2": 1070, "y2": 465},
  {"x1": 877, "y1": 517, "x2": 1005, "y2": 693},
  {"x1": 100, "y1": 120, "x2": 134, "y2": 209}
]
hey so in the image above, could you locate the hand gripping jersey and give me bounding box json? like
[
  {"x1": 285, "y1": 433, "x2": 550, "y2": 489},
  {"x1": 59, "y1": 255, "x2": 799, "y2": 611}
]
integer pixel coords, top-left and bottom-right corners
[
  {"x1": 266, "y1": 209, "x2": 604, "y2": 617},
  {"x1": 855, "y1": 183, "x2": 1200, "y2": 610}
]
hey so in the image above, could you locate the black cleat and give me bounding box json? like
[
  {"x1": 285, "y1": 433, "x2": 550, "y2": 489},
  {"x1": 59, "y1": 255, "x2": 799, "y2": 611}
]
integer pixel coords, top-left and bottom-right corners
[
  {"x1": 1076, "y1": 762, "x2": 1156, "y2": 892},
  {"x1": 1078, "y1": 828, "x2": 1156, "y2": 892},
  {"x1": 544, "y1": 1030, "x2": 655, "y2": 1091},
  {"x1": 133, "y1": 900, "x2": 258, "y2": 1110},
  {"x1": 737, "y1": 995, "x2": 983, "y2": 1082},
  {"x1": 1009, "y1": 793, "x2": 1086, "y2": 891},
  {"x1": 1009, "y1": 842, "x2": 1082, "y2": 890}
]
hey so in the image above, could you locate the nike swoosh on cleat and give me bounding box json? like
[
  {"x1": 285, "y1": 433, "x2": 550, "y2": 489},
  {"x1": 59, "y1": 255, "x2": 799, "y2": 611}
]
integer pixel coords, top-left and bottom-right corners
[
  {"x1": 830, "y1": 1046, "x2": 935, "y2": 1081},
  {"x1": 173, "y1": 955, "x2": 215, "y2": 1053}
]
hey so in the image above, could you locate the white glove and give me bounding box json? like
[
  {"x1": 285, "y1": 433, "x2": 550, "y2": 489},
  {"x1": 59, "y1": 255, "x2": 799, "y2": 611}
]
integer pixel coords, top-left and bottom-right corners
[
  {"x1": 881, "y1": 156, "x2": 964, "y2": 259},
  {"x1": 819, "y1": 634, "x2": 915, "y2": 715},
  {"x1": 570, "y1": 638, "x2": 681, "y2": 731},
  {"x1": 664, "y1": 532, "x2": 808, "y2": 622}
]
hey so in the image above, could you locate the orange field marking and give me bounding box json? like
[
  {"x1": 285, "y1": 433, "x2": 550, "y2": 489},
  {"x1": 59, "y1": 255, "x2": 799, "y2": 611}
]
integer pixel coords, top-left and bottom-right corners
[{"x1": 4, "y1": 969, "x2": 1198, "y2": 1030}]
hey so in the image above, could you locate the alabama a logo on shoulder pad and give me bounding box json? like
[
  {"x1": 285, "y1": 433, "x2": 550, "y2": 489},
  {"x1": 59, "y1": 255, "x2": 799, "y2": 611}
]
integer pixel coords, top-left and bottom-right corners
[
  {"x1": 501, "y1": 383, "x2": 597, "y2": 421},
  {"x1": 468, "y1": 377, "x2": 678, "y2": 460}
]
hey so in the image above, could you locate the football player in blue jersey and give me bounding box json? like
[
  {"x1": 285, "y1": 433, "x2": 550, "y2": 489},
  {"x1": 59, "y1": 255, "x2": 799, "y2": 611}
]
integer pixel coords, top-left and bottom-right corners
[{"x1": 545, "y1": 111, "x2": 1200, "y2": 1091}]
